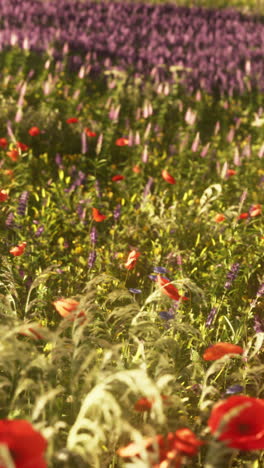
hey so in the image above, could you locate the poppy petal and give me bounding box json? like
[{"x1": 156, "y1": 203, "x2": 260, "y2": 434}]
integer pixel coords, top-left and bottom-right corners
[{"x1": 203, "y1": 343, "x2": 244, "y2": 361}]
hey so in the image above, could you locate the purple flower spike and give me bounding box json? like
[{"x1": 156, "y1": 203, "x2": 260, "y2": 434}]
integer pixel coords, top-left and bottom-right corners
[
  {"x1": 90, "y1": 226, "x2": 98, "y2": 245},
  {"x1": 35, "y1": 226, "x2": 44, "y2": 237},
  {"x1": 250, "y1": 283, "x2": 264, "y2": 307},
  {"x1": 17, "y1": 191, "x2": 29, "y2": 217},
  {"x1": 5, "y1": 212, "x2": 15, "y2": 229},
  {"x1": 142, "y1": 145, "x2": 148, "y2": 163},
  {"x1": 224, "y1": 263, "x2": 240, "y2": 289},
  {"x1": 257, "y1": 283, "x2": 264, "y2": 298},
  {"x1": 81, "y1": 131, "x2": 87, "y2": 154},
  {"x1": 55, "y1": 153, "x2": 63, "y2": 167},
  {"x1": 88, "y1": 251, "x2": 97, "y2": 268},
  {"x1": 176, "y1": 255, "x2": 183, "y2": 266},
  {"x1": 205, "y1": 307, "x2": 218, "y2": 328},
  {"x1": 143, "y1": 176, "x2": 153, "y2": 198},
  {"x1": 253, "y1": 314, "x2": 264, "y2": 333},
  {"x1": 113, "y1": 204, "x2": 121, "y2": 220}
]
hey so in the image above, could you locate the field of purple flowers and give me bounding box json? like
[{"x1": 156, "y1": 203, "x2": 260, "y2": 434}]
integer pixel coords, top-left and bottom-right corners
[
  {"x1": 2, "y1": 0, "x2": 264, "y2": 93},
  {"x1": 0, "y1": 1, "x2": 263, "y2": 467}
]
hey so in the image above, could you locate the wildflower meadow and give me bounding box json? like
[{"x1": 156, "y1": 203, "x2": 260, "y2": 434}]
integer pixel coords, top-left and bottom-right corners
[{"x1": 0, "y1": 0, "x2": 263, "y2": 467}]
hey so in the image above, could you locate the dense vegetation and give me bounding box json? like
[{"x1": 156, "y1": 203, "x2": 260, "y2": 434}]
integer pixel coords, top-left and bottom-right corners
[{"x1": 0, "y1": 1, "x2": 263, "y2": 467}]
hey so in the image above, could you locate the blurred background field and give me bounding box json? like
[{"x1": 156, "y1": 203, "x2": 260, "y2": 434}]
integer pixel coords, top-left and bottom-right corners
[
  {"x1": 52, "y1": 0, "x2": 264, "y2": 14},
  {"x1": 38, "y1": 0, "x2": 264, "y2": 14}
]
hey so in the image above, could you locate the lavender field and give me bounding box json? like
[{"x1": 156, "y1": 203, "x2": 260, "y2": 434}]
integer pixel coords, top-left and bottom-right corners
[{"x1": 0, "y1": 1, "x2": 263, "y2": 467}]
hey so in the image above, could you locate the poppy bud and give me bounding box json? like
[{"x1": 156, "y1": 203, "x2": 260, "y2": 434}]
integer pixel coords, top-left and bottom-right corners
[
  {"x1": 115, "y1": 137, "x2": 129, "y2": 146},
  {"x1": 161, "y1": 170, "x2": 176, "y2": 184},
  {"x1": 28, "y1": 126, "x2": 40, "y2": 136},
  {"x1": 0, "y1": 190, "x2": 8, "y2": 202},
  {"x1": 66, "y1": 117, "x2": 79, "y2": 124},
  {"x1": 9, "y1": 241, "x2": 27, "y2": 256},
  {"x1": 92, "y1": 208, "x2": 107, "y2": 222}
]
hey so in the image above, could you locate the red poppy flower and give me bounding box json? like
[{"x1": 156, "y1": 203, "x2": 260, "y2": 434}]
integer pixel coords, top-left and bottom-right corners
[
  {"x1": 117, "y1": 429, "x2": 202, "y2": 466},
  {"x1": 214, "y1": 214, "x2": 226, "y2": 223},
  {"x1": 134, "y1": 396, "x2": 170, "y2": 412},
  {"x1": 238, "y1": 212, "x2": 249, "y2": 220},
  {"x1": 52, "y1": 298, "x2": 85, "y2": 321},
  {"x1": 85, "y1": 128, "x2": 97, "y2": 137},
  {"x1": 9, "y1": 242, "x2": 27, "y2": 257},
  {"x1": 7, "y1": 149, "x2": 19, "y2": 162},
  {"x1": 157, "y1": 275, "x2": 188, "y2": 301},
  {"x1": 133, "y1": 165, "x2": 141, "y2": 173},
  {"x1": 250, "y1": 204, "x2": 261, "y2": 217},
  {"x1": 208, "y1": 395, "x2": 264, "y2": 450},
  {"x1": 0, "y1": 137, "x2": 8, "y2": 148},
  {"x1": 203, "y1": 342, "x2": 244, "y2": 361},
  {"x1": 124, "y1": 250, "x2": 141, "y2": 270},
  {"x1": 226, "y1": 169, "x2": 236, "y2": 177},
  {"x1": 161, "y1": 170, "x2": 176, "y2": 185},
  {"x1": 118, "y1": 434, "x2": 178, "y2": 467},
  {"x1": 134, "y1": 397, "x2": 153, "y2": 412},
  {"x1": 112, "y1": 174, "x2": 125, "y2": 182},
  {"x1": 0, "y1": 419, "x2": 47, "y2": 468},
  {"x1": 168, "y1": 428, "x2": 204, "y2": 456},
  {"x1": 115, "y1": 137, "x2": 129, "y2": 146},
  {"x1": 18, "y1": 324, "x2": 44, "y2": 340},
  {"x1": 0, "y1": 189, "x2": 8, "y2": 202},
  {"x1": 117, "y1": 436, "x2": 160, "y2": 458},
  {"x1": 28, "y1": 126, "x2": 40, "y2": 136},
  {"x1": 92, "y1": 208, "x2": 107, "y2": 222},
  {"x1": 16, "y1": 142, "x2": 29, "y2": 152},
  {"x1": 66, "y1": 117, "x2": 79, "y2": 124}
]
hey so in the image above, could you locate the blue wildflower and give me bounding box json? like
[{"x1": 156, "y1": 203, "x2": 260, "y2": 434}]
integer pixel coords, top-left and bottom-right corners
[
  {"x1": 159, "y1": 311, "x2": 174, "y2": 320},
  {"x1": 225, "y1": 384, "x2": 244, "y2": 395},
  {"x1": 153, "y1": 266, "x2": 167, "y2": 274},
  {"x1": 129, "y1": 288, "x2": 142, "y2": 294},
  {"x1": 148, "y1": 274, "x2": 157, "y2": 281}
]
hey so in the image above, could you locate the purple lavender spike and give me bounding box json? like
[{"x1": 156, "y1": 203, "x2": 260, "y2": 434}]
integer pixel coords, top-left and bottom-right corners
[
  {"x1": 17, "y1": 191, "x2": 29, "y2": 217},
  {"x1": 88, "y1": 251, "x2": 97, "y2": 268},
  {"x1": 142, "y1": 145, "x2": 148, "y2": 163},
  {"x1": 143, "y1": 176, "x2": 153, "y2": 198},
  {"x1": 35, "y1": 226, "x2": 44, "y2": 237},
  {"x1": 113, "y1": 204, "x2": 121, "y2": 221},
  {"x1": 253, "y1": 314, "x2": 264, "y2": 333},
  {"x1": 224, "y1": 263, "x2": 240, "y2": 289},
  {"x1": 81, "y1": 131, "x2": 87, "y2": 154},
  {"x1": 90, "y1": 226, "x2": 98, "y2": 245},
  {"x1": 206, "y1": 307, "x2": 218, "y2": 328}
]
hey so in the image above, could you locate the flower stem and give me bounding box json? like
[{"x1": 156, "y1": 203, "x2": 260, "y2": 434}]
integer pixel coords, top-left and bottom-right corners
[{"x1": 204, "y1": 441, "x2": 237, "y2": 468}]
